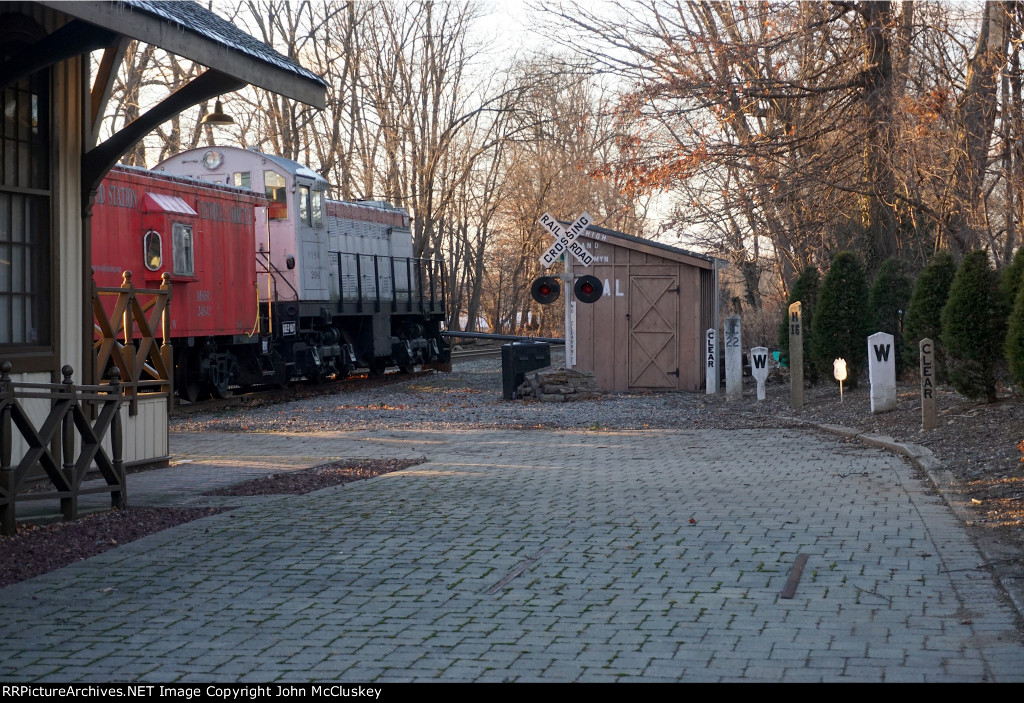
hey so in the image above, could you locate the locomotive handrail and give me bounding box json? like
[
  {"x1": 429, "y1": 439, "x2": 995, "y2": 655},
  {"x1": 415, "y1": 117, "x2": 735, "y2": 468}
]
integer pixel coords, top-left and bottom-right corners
[
  {"x1": 405, "y1": 258, "x2": 414, "y2": 313},
  {"x1": 390, "y1": 257, "x2": 398, "y2": 313},
  {"x1": 93, "y1": 271, "x2": 172, "y2": 415},
  {"x1": 0, "y1": 363, "x2": 125, "y2": 535},
  {"x1": 255, "y1": 250, "x2": 299, "y2": 301},
  {"x1": 373, "y1": 255, "x2": 381, "y2": 313}
]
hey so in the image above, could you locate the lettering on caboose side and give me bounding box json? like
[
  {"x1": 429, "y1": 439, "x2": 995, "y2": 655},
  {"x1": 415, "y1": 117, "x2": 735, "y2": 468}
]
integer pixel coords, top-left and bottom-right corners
[{"x1": 95, "y1": 183, "x2": 138, "y2": 209}]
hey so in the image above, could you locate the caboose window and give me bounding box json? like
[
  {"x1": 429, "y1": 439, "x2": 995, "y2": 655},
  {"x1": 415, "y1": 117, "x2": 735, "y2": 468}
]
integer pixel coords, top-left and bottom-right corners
[
  {"x1": 233, "y1": 171, "x2": 251, "y2": 190},
  {"x1": 143, "y1": 229, "x2": 162, "y2": 271},
  {"x1": 172, "y1": 223, "x2": 194, "y2": 276},
  {"x1": 0, "y1": 31, "x2": 52, "y2": 353},
  {"x1": 299, "y1": 185, "x2": 310, "y2": 226},
  {"x1": 265, "y1": 170, "x2": 287, "y2": 220},
  {"x1": 312, "y1": 190, "x2": 323, "y2": 228}
]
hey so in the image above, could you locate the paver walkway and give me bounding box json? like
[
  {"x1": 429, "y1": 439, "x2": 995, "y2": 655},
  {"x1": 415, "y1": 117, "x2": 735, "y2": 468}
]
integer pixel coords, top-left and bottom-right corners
[{"x1": 0, "y1": 427, "x2": 1020, "y2": 682}]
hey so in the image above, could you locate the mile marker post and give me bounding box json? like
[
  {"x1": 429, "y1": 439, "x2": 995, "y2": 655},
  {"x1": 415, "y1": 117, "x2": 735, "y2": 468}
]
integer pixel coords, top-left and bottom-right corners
[
  {"x1": 724, "y1": 315, "x2": 743, "y2": 401},
  {"x1": 788, "y1": 301, "x2": 803, "y2": 408}
]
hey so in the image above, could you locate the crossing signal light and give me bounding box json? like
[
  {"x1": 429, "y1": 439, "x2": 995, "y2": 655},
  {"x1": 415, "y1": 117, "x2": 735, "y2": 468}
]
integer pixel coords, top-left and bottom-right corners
[
  {"x1": 531, "y1": 276, "x2": 561, "y2": 304},
  {"x1": 574, "y1": 275, "x2": 603, "y2": 303}
]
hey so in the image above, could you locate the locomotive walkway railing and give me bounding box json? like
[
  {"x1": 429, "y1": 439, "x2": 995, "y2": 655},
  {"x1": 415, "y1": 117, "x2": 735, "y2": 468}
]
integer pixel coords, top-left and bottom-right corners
[
  {"x1": 0, "y1": 363, "x2": 125, "y2": 535},
  {"x1": 333, "y1": 253, "x2": 446, "y2": 316},
  {"x1": 93, "y1": 271, "x2": 173, "y2": 415}
]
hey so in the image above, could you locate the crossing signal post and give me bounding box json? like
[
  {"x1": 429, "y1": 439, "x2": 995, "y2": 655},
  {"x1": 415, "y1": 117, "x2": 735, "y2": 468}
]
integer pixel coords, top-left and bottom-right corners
[{"x1": 536, "y1": 211, "x2": 601, "y2": 369}]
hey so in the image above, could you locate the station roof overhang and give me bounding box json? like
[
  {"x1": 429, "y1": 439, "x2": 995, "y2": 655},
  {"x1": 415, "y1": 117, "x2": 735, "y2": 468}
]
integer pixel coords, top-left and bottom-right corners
[
  {"x1": 40, "y1": 1, "x2": 327, "y2": 109},
  {"x1": 5, "y1": 2, "x2": 328, "y2": 208}
]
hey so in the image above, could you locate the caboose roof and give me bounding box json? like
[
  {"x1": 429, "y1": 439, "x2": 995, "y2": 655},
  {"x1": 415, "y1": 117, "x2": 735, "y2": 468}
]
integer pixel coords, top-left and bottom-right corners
[{"x1": 39, "y1": 0, "x2": 327, "y2": 108}]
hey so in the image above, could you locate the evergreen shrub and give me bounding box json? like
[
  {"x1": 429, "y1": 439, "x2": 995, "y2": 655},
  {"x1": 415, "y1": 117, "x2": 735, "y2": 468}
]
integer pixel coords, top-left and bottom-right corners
[
  {"x1": 810, "y1": 251, "x2": 872, "y2": 387},
  {"x1": 868, "y1": 258, "x2": 913, "y2": 375},
  {"x1": 904, "y1": 250, "x2": 957, "y2": 383},
  {"x1": 941, "y1": 250, "x2": 1007, "y2": 402}
]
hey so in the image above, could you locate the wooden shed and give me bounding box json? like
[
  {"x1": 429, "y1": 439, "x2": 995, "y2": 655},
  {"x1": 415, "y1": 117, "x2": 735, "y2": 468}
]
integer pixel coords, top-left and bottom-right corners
[{"x1": 572, "y1": 226, "x2": 720, "y2": 392}]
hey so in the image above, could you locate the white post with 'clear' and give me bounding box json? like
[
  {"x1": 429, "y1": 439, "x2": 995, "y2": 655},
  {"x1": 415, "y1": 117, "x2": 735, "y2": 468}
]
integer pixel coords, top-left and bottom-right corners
[{"x1": 705, "y1": 328, "x2": 717, "y2": 395}]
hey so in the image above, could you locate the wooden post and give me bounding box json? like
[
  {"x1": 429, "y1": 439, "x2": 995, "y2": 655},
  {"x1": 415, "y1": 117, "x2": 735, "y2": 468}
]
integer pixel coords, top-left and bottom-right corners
[
  {"x1": 0, "y1": 362, "x2": 14, "y2": 535},
  {"x1": 160, "y1": 272, "x2": 174, "y2": 404},
  {"x1": 109, "y1": 367, "x2": 126, "y2": 509},
  {"x1": 60, "y1": 365, "x2": 77, "y2": 522},
  {"x1": 789, "y1": 301, "x2": 803, "y2": 408}
]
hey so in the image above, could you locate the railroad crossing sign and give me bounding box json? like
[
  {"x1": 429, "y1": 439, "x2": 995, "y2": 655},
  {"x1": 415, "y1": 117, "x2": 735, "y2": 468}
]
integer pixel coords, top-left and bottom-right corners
[{"x1": 539, "y1": 212, "x2": 594, "y2": 268}]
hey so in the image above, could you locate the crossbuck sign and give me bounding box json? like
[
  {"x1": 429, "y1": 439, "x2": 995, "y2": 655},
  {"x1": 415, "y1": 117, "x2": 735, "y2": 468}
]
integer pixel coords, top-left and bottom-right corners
[{"x1": 539, "y1": 212, "x2": 594, "y2": 268}]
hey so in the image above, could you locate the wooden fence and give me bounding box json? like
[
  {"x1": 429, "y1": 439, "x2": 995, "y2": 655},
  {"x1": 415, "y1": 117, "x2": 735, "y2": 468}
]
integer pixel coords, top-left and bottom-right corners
[
  {"x1": 0, "y1": 364, "x2": 125, "y2": 535},
  {"x1": 93, "y1": 270, "x2": 173, "y2": 414}
]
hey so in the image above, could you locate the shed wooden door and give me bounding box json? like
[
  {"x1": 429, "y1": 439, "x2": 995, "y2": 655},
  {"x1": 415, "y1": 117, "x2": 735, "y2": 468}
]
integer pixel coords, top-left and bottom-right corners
[{"x1": 628, "y1": 274, "x2": 679, "y2": 388}]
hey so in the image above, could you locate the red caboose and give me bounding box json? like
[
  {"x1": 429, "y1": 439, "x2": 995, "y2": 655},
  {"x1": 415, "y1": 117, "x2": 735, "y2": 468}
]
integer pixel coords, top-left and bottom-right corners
[{"x1": 91, "y1": 166, "x2": 267, "y2": 398}]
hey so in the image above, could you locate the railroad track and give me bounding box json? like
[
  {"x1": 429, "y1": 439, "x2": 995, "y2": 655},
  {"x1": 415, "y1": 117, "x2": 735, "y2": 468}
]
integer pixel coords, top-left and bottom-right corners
[
  {"x1": 173, "y1": 344, "x2": 561, "y2": 415},
  {"x1": 170, "y1": 368, "x2": 433, "y2": 416},
  {"x1": 450, "y1": 345, "x2": 504, "y2": 361}
]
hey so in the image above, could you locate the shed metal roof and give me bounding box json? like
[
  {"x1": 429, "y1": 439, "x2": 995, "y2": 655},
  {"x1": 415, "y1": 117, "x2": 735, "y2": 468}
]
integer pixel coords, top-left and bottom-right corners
[{"x1": 576, "y1": 222, "x2": 724, "y2": 269}]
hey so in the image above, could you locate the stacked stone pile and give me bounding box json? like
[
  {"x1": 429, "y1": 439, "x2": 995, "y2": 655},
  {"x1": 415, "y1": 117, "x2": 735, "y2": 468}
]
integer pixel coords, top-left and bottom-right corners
[{"x1": 517, "y1": 367, "x2": 602, "y2": 402}]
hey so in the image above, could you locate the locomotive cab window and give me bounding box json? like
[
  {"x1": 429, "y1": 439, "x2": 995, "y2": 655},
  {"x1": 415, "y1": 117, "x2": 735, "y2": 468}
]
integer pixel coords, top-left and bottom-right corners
[
  {"x1": 299, "y1": 184, "x2": 313, "y2": 225},
  {"x1": 171, "y1": 223, "x2": 194, "y2": 276},
  {"x1": 299, "y1": 185, "x2": 310, "y2": 226},
  {"x1": 312, "y1": 190, "x2": 323, "y2": 228},
  {"x1": 143, "y1": 229, "x2": 162, "y2": 271},
  {"x1": 265, "y1": 170, "x2": 287, "y2": 220},
  {"x1": 232, "y1": 171, "x2": 251, "y2": 190}
]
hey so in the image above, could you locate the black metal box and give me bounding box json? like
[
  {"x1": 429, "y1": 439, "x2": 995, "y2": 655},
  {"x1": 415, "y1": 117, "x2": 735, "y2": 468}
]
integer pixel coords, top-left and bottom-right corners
[{"x1": 501, "y1": 341, "x2": 551, "y2": 399}]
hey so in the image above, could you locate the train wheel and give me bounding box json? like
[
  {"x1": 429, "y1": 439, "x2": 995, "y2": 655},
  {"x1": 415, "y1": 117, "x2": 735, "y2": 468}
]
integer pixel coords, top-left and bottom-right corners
[
  {"x1": 368, "y1": 358, "x2": 387, "y2": 377},
  {"x1": 398, "y1": 364, "x2": 414, "y2": 374},
  {"x1": 208, "y1": 372, "x2": 234, "y2": 399},
  {"x1": 176, "y1": 351, "x2": 205, "y2": 403}
]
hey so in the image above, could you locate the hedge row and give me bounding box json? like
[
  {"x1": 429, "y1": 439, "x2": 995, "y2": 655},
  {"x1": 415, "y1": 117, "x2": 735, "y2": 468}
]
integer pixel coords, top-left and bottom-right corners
[{"x1": 777, "y1": 248, "x2": 1024, "y2": 401}]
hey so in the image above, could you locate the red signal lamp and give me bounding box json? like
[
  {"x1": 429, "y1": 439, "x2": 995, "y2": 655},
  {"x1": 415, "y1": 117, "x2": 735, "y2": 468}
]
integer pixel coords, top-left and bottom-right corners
[
  {"x1": 573, "y1": 274, "x2": 603, "y2": 303},
  {"x1": 531, "y1": 276, "x2": 561, "y2": 304}
]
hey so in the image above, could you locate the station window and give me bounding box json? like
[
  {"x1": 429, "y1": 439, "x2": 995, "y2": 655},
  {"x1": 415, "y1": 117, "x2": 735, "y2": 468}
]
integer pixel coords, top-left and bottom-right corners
[
  {"x1": 299, "y1": 185, "x2": 310, "y2": 226},
  {"x1": 171, "y1": 223, "x2": 194, "y2": 276},
  {"x1": 143, "y1": 229, "x2": 162, "y2": 271},
  {"x1": 0, "y1": 29, "x2": 52, "y2": 354},
  {"x1": 232, "y1": 171, "x2": 251, "y2": 190},
  {"x1": 265, "y1": 170, "x2": 287, "y2": 220},
  {"x1": 312, "y1": 190, "x2": 323, "y2": 228}
]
